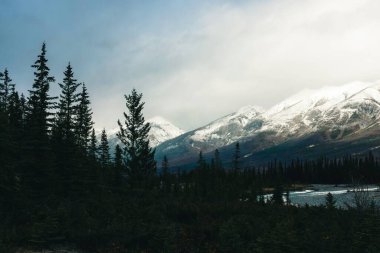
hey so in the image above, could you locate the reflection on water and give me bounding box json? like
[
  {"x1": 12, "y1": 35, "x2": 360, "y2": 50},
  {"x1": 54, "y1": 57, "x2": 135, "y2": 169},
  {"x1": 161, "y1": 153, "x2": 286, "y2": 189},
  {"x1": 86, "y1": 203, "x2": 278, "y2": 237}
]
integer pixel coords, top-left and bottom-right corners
[{"x1": 266, "y1": 184, "x2": 380, "y2": 208}]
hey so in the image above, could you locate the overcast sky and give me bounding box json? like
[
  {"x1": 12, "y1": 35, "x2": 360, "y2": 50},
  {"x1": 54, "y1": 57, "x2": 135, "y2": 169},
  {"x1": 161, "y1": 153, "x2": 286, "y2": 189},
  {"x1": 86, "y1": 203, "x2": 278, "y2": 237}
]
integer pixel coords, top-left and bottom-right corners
[{"x1": 1, "y1": 0, "x2": 380, "y2": 130}]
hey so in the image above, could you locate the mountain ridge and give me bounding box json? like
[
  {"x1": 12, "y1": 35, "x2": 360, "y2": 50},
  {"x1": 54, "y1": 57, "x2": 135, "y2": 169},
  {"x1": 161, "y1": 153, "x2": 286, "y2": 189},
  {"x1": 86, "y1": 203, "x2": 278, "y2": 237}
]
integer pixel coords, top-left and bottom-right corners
[{"x1": 155, "y1": 80, "x2": 380, "y2": 168}]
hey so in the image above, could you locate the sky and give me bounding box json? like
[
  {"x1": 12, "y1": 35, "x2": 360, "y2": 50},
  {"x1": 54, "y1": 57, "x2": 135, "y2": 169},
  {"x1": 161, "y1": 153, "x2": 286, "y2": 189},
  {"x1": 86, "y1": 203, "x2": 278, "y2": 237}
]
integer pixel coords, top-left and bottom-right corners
[{"x1": 1, "y1": 0, "x2": 380, "y2": 131}]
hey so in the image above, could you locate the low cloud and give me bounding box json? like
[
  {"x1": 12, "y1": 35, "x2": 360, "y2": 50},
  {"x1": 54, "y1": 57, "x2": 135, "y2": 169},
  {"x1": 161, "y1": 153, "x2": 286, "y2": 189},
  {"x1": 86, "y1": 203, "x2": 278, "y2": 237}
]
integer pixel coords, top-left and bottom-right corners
[{"x1": 2, "y1": 0, "x2": 380, "y2": 130}]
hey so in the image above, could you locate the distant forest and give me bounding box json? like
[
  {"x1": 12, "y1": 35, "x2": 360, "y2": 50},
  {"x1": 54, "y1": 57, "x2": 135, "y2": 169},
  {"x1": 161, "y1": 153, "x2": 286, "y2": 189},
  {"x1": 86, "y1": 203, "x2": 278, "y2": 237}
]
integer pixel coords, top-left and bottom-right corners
[{"x1": 0, "y1": 43, "x2": 379, "y2": 252}]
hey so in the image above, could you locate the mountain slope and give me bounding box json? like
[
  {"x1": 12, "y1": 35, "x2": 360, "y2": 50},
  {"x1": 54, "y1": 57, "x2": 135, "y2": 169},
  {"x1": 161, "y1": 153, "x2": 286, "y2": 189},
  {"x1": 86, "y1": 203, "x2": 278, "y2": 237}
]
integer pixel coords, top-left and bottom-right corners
[
  {"x1": 155, "y1": 80, "x2": 380, "y2": 167},
  {"x1": 146, "y1": 116, "x2": 185, "y2": 147}
]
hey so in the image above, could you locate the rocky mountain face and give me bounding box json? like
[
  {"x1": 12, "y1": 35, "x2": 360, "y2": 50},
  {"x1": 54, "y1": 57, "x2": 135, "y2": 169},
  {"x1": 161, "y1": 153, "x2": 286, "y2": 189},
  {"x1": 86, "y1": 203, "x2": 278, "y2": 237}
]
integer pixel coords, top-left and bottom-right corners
[{"x1": 155, "y1": 81, "x2": 380, "y2": 168}]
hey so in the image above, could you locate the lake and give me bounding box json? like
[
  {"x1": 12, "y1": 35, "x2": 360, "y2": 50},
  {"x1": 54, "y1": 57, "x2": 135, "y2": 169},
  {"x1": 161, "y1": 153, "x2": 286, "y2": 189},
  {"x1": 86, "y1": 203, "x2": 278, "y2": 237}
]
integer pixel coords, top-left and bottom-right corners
[{"x1": 265, "y1": 184, "x2": 380, "y2": 208}]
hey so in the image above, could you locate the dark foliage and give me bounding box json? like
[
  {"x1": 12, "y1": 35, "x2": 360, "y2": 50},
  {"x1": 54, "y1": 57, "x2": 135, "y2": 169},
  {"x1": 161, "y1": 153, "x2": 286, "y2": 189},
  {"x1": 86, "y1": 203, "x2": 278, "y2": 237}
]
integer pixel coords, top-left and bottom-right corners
[{"x1": 0, "y1": 43, "x2": 379, "y2": 253}]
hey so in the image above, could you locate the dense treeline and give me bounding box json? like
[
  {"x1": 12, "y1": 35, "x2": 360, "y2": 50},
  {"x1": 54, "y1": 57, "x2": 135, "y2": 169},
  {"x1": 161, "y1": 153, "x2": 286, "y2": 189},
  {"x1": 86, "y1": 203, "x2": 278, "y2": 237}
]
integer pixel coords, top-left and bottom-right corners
[
  {"x1": 0, "y1": 43, "x2": 379, "y2": 252},
  {"x1": 261, "y1": 152, "x2": 380, "y2": 184}
]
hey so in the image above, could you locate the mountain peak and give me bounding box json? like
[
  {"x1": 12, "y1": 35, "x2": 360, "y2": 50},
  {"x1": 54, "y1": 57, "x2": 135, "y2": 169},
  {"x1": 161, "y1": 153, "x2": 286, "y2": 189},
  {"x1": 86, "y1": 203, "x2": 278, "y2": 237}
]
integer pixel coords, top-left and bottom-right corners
[
  {"x1": 147, "y1": 116, "x2": 172, "y2": 125},
  {"x1": 237, "y1": 105, "x2": 265, "y2": 115},
  {"x1": 156, "y1": 79, "x2": 380, "y2": 168},
  {"x1": 147, "y1": 116, "x2": 185, "y2": 147}
]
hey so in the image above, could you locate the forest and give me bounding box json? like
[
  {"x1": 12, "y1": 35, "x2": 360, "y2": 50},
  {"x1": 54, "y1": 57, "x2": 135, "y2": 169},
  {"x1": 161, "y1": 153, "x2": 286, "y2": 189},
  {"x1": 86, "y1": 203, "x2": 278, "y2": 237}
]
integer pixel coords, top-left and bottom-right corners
[{"x1": 0, "y1": 43, "x2": 380, "y2": 252}]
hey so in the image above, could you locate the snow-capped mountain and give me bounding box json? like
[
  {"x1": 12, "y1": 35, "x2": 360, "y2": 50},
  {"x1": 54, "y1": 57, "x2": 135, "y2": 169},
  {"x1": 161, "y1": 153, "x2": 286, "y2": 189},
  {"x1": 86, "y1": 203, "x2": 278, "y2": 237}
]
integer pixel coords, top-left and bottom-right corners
[
  {"x1": 98, "y1": 116, "x2": 184, "y2": 151},
  {"x1": 262, "y1": 81, "x2": 380, "y2": 136},
  {"x1": 190, "y1": 105, "x2": 265, "y2": 145},
  {"x1": 155, "y1": 80, "x2": 380, "y2": 167},
  {"x1": 147, "y1": 116, "x2": 185, "y2": 147}
]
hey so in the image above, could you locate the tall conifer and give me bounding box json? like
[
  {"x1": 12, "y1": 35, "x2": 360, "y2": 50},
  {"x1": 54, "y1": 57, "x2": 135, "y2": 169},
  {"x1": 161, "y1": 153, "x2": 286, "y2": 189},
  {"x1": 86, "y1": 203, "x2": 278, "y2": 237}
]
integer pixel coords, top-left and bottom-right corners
[
  {"x1": 99, "y1": 129, "x2": 110, "y2": 167},
  {"x1": 117, "y1": 88, "x2": 156, "y2": 185},
  {"x1": 0, "y1": 69, "x2": 15, "y2": 112},
  {"x1": 26, "y1": 42, "x2": 56, "y2": 137},
  {"x1": 56, "y1": 63, "x2": 80, "y2": 142},
  {"x1": 75, "y1": 83, "x2": 93, "y2": 149}
]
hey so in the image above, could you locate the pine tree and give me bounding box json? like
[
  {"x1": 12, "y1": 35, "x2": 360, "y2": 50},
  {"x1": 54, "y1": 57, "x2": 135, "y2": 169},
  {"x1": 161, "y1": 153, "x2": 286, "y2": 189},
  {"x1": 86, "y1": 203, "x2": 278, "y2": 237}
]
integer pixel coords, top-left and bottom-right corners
[
  {"x1": 56, "y1": 63, "x2": 80, "y2": 142},
  {"x1": 325, "y1": 192, "x2": 336, "y2": 210},
  {"x1": 23, "y1": 43, "x2": 56, "y2": 201},
  {"x1": 99, "y1": 128, "x2": 110, "y2": 167},
  {"x1": 214, "y1": 149, "x2": 222, "y2": 170},
  {"x1": 197, "y1": 151, "x2": 206, "y2": 170},
  {"x1": 0, "y1": 68, "x2": 15, "y2": 113},
  {"x1": 272, "y1": 184, "x2": 284, "y2": 205},
  {"x1": 20, "y1": 93, "x2": 27, "y2": 121},
  {"x1": 117, "y1": 88, "x2": 156, "y2": 186},
  {"x1": 8, "y1": 91, "x2": 23, "y2": 130},
  {"x1": 89, "y1": 128, "x2": 98, "y2": 160},
  {"x1": 0, "y1": 69, "x2": 17, "y2": 206},
  {"x1": 75, "y1": 83, "x2": 93, "y2": 149},
  {"x1": 114, "y1": 144, "x2": 123, "y2": 169},
  {"x1": 233, "y1": 142, "x2": 240, "y2": 171},
  {"x1": 26, "y1": 42, "x2": 56, "y2": 138},
  {"x1": 162, "y1": 155, "x2": 169, "y2": 175}
]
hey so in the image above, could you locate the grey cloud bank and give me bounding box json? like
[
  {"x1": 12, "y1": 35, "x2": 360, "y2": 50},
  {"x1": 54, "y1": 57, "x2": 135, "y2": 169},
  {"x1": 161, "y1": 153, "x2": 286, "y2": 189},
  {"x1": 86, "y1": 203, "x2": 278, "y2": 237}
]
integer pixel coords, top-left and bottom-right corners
[{"x1": 1, "y1": 0, "x2": 380, "y2": 130}]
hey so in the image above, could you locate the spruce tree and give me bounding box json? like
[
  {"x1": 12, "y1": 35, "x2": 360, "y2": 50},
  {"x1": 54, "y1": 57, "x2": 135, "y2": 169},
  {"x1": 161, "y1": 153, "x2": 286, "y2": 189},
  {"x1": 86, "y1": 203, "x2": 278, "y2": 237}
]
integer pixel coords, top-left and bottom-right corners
[
  {"x1": 197, "y1": 151, "x2": 206, "y2": 170},
  {"x1": 20, "y1": 93, "x2": 27, "y2": 121},
  {"x1": 23, "y1": 43, "x2": 56, "y2": 201},
  {"x1": 8, "y1": 91, "x2": 23, "y2": 129},
  {"x1": 325, "y1": 192, "x2": 336, "y2": 210},
  {"x1": 56, "y1": 63, "x2": 80, "y2": 142},
  {"x1": 114, "y1": 144, "x2": 123, "y2": 169},
  {"x1": 113, "y1": 144, "x2": 124, "y2": 186},
  {"x1": 162, "y1": 155, "x2": 169, "y2": 175},
  {"x1": 75, "y1": 83, "x2": 93, "y2": 149},
  {"x1": 214, "y1": 149, "x2": 222, "y2": 170},
  {"x1": 0, "y1": 69, "x2": 16, "y2": 206},
  {"x1": 272, "y1": 184, "x2": 284, "y2": 205},
  {"x1": 99, "y1": 129, "x2": 110, "y2": 167},
  {"x1": 117, "y1": 88, "x2": 156, "y2": 186},
  {"x1": 0, "y1": 68, "x2": 15, "y2": 112},
  {"x1": 233, "y1": 142, "x2": 240, "y2": 171},
  {"x1": 89, "y1": 128, "x2": 98, "y2": 160},
  {"x1": 26, "y1": 42, "x2": 56, "y2": 138}
]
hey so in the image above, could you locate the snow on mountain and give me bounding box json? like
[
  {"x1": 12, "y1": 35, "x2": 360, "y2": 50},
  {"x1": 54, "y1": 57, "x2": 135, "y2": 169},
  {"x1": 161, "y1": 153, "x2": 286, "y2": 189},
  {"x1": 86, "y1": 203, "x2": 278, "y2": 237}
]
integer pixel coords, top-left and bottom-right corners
[
  {"x1": 98, "y1": 116, "x2": 184, "y2": 151},
  {"x1": 190, "y1": 105, "x2": 264, "y2": 144},
  {"x1": 155, "y1": 80, "x2": 380, "y2": 164},
  {"x1": 262, "y1": 81, "x2": 380, "y2": 135},
  {"x1": 147, "y1": 116, "x2": 185, "y2": 147}
]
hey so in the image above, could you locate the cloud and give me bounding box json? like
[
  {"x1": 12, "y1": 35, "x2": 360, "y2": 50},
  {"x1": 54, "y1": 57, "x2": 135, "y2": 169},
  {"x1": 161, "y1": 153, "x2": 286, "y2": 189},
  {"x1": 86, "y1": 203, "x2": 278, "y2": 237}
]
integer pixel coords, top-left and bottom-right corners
[
  {"x1": 93, "y1": 0, "x2": 380, "y2": 130},
  {"x1": 2, "y1": 0, "x2": 380, "y2": 131}
]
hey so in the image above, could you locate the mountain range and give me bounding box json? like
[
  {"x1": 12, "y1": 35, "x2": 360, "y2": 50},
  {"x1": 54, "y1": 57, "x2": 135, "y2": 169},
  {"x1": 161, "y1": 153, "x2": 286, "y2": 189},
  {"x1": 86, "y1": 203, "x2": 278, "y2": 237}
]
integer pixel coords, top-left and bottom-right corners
[
  {"x1": 103, "y1": 81, "x2": 380, "y2": 169},
  {"x1": 153, "y1": 81, "x2": 380, "y2": 169}
]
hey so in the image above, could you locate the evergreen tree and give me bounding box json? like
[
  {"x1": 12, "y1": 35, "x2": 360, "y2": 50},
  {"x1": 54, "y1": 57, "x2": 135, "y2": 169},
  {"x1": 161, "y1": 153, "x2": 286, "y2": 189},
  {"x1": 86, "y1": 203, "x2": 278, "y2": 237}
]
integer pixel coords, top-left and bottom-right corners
[
  {"x1": 114, "y1": 144, "x2": 123, "y2": 169},
  {"x1": 197, "y1": 151, "x2": 206, "y2": 170},
  {"x1": 8, "y1": 91, "x2": 23, "y2": 129},
  {"x1": 89, "y1": 128, "x2": 98, "y2": 159},
  {"x1": 75, "y1": 83, "x2": 93, "y2": 149},
  {"x1": 0, "y1": 68, "x2": 15, "y2": 112},
  {"x1": 26, "y1": 42, "x2": 56, "y2": 137},
  {"x1": 272, "y1": 184, "x2": 284, "y2": 205},
  {"x1": 233, "y1": 142, "x2": 240, "y2": 171},
  {"x1": 214, "y1": 149, "x2": 222, "y2": 170},
  {"x1": 0, "y1": 106, "x2": 17, "y2": 212},
  {"x1": 117, "y1": 88, "x2": 156, "y2": 186},
  {"x1": 0, "y1": 70, "x2": 17, "y2": 206},
  {"x1": 20, "y1": 93, "x2": 27, "y2": 121},
  {"x1": 325, "y1": 192, "x2": 336, "y2": 210},
  {"x1": 23, "y1": 43, "x2": 56, "y2": 201},
  {"x1": 99, "y1": 129, "x2": 110, "y2": 167},
  {"x1": 162, "y1": 155, "x2": 169, "y2": 175},
  {"x1": 56, "y1": 63, "x2": 80, "y2": 142}
]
